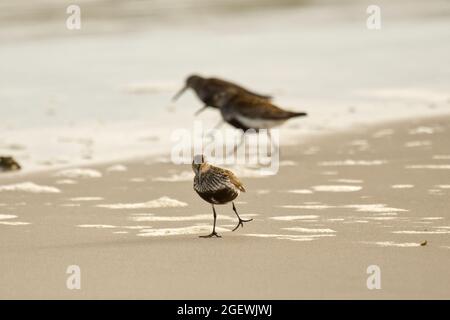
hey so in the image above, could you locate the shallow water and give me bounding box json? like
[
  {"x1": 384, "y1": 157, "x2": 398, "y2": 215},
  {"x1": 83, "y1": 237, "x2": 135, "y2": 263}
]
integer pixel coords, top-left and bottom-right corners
[{"x1": 1, "y1": 0, "x2": 449, "y2": 172}]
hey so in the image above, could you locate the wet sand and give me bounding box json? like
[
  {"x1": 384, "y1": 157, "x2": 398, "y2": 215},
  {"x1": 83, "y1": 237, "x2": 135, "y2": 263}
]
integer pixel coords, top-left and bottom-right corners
[{"x1": 1, "y1": 115, "x2": 450, "y2": 299}]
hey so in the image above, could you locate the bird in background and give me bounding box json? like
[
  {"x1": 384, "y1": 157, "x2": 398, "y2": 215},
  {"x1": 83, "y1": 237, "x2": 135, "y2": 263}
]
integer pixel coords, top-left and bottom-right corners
[
  {"x1": 214, "y1": 88, "x2": 308, "y2": 152},
  {"x1": 173, "y1": 74, "x2": 308, "y2": 152},
  {"x1": 172, "y1": 74, "x2": 272, "y2": 126},
  {"x1": 192, "y1": 154, "x2": 252, "y2": 238}
]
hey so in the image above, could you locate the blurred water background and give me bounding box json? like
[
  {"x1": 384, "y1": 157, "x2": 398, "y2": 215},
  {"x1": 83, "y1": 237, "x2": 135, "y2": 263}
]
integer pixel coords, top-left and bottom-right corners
[{"x1": 0, "y1": 0, "x2": 449, "y2": 171}]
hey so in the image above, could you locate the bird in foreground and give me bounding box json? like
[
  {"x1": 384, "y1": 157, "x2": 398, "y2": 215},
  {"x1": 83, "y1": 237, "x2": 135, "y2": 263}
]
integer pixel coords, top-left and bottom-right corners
[
  {"x1": 214, "y1": 89, "x2": 308, "y2": 151},
  {"x1": 192, "y1": 154, "x2": 252, "y2": 238},
  {"x1": 172, "y1": 74, "x2": 272, "y2": 118}
]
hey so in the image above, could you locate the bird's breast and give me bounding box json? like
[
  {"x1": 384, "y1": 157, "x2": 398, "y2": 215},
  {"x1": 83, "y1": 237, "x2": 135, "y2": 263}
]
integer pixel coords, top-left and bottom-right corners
[{"x1": 194, "y1": 175, "x2": 239, "y2": 204}]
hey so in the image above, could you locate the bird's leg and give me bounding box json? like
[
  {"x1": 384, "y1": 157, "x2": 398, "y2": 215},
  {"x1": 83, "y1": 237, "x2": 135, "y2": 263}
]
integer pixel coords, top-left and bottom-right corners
[
  {"x1": 231, "y1": 202, "x2": 253, "y2": 232},
  {"x1": 206, "y1": 120, "x2": 224, "y2": 140},
  {"x1": 200, "y1": 205, "x2": 221, "y2": 238},
  {"x1": 267, "y1": 129, "x2": 278, "y2": 156},
  {"x1": 212, "y1": 120, "x2": 224, "y2": 130},
  {"x1": 194, "y1": 105, "x2": 209, "y2": 116}
]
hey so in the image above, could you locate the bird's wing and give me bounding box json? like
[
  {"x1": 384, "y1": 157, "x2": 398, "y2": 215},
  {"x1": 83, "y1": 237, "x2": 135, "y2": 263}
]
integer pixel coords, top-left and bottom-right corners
[
  {"x1": 228, "y1": 171, "x2": 246, "y2": 192},
  {"x1": 209, "y1": 165, "x2": 246, "y2": 192},
  {"x1": 231, "y1": 96, "x2": 302, "y2": 120},
  {"x1": 209, "y1": 78, "x2": 272, "y2": 101}
]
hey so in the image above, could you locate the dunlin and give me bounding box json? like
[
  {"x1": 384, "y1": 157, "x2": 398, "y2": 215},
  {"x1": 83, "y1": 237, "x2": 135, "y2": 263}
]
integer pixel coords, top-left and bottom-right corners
[
  {"x1": 172, "y1": 74, "x2": 272, "y2": 116},
  {"x1": 0, "y1": 156, "x2": 21, "y2": 172},
  {"x1": 192, "y1": 154, "x2": 252, "y2": 238},
  {"x1": 215, "y1": 89, "x2": 307, "y2": 130},
  {"x1": 214, "y1": 89, "x2": 308, "y2": 151}
]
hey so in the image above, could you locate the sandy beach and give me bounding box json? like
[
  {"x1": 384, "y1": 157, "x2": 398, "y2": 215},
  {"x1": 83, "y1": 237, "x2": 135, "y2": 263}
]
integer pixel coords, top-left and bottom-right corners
[
  {"x1": 1, "y1": 0, "x2": 449, "y2": 301},
  {"x1": 1, "y1": 115, "x2": 449, "y2": 299}
]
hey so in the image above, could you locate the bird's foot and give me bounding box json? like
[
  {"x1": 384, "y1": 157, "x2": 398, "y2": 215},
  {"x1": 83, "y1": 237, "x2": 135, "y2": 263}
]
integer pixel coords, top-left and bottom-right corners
[
  {"x1": 232, "y1": 218, "x2": 253, "y2": 232},
  {"x1": 199, "y1": 231, "x2": 222, "y2": 238}
]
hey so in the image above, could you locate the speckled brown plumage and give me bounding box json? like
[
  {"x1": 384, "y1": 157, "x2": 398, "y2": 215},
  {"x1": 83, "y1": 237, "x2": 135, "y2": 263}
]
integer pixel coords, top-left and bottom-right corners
[
  {"x1": 192, "y1": 154, "x2": 252, "y2": 238},
  {"x1": 172, "y1": 74, "x2": 271, "y2": 114}
]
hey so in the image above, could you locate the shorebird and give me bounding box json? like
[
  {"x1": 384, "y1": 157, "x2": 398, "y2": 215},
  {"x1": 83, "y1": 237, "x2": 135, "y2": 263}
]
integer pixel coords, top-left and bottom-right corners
[
  {"x1": 0, "y1": 156, "x2": 21, "y2": 172},
  {"x1": 172, "y1": 74, "x2": 272, "y2": 118},
  {"x1": 192, "y1": 154, "x2": 252, "y2": 238},
  {"x1": 214, "y1": 89, "x2": 308, "y2": 151}
]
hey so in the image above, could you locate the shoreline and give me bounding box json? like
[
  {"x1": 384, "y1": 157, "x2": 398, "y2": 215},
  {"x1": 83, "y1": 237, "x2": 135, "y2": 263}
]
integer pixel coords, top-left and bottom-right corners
[{"x1": 2, "y1": 112, "x2": 450, "y2": 179}]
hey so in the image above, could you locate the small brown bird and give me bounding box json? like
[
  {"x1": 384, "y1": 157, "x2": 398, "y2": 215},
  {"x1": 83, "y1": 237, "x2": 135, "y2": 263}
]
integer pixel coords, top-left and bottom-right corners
[
  {"x1": 0, "y1": 156, "x2": 21, "y2": 172},
  {"x1": 216, "y1": 89, "x2": 307, "y2": 131},
  {"x1": 192, "y1": 154, "x2": 252, "y2": 238},
  {"x1": 214, "y1": 89, "x2": 307, "y2": 151},
  {"x1": 172, "y1": 74, "x2": 272, "y2": 116}
]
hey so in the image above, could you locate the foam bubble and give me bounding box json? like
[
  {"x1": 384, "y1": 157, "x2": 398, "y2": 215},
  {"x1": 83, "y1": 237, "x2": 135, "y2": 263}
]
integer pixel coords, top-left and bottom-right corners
[
  {"x1": 331, "y1": 179, "x2": 364, "y2": 184},
  {"x1": 0, "y1": 221, "x2": 31, "y2": 226},
  {"x1": 344, "y1": 204, "x2": 407, "y2": 213},
  {"x1": 312, "y1": 185, "x2": 362, "y2": 192},
  {"x1": 243, "y1": 233, "x2": 335, "y2": 241},
  {"x1": 130, "y1": 213, "x2": 257, "y2": 222},
  {"x1": 287, "y1": 189, "x2": 313, "y2": 194},
  {"x1": 372, "y1": 129, "x2": 394, "y2": 138},
  {"x1": 270, "y1": 215, "x2": 319, "y2": 221},
  {"x1": 404, "y1": 140, "x2": 431, "y2": 147},
  {"x1": 97, "y1": 196, "x2": 188, "y2": 209},
  {"x1": 406, "y1": 165, "x2": 450, "y2": 169},
  {"x1": 137, "y1": 225, "x2": 230, "y2": 237},
  {"x1": 55, "y1": 168, "x2": 102, "y2": 178},
  {"x1": 69, "y1": 197, "x2": 104, "y2": 201},
  {"x1": 393, "y1": 230, "x2": 450, "y2": 234},
  {"x1": 362, "y1": 241, "x2": 421, "y2": 248},
  {"x1": 391, "y1": 184, "x2": 414, "y2": 189},
  {"x1": 56, "y1": 179, "x2": 77, "y2": 185},
  {"x1": 279, "y1": 160, "x2": 297, "y2": 166},
  {"x1": 0, "y1": 182, "x2": 61, "y2": 194},
  {"x1": 283, "y1": 227, "x2": 336, "y2": 233},
  {"x1": 106, "y1": 164, "x2": 128, "y2": 172},
  {"x1": 409, "y1": 126, "x2": 436, "y2": 135},
  {"x1": 433, "y1": 155, "x2": 450, "y2": 160},
  {"x1": 319, "y1": 160, "x2": 386, "y2": 166},
  {"x1": 0, "y1": 214, "x2": 17, "y2": 220},
  {"x1": 77, "y1": 224, "x2": 148, "y2": 229}
]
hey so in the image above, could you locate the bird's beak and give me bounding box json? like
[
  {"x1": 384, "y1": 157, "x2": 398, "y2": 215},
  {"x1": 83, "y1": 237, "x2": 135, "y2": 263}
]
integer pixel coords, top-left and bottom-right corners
[
  {"x1": 194, "y1": 106, "x2": 209, "y2": 116},
  {"x1": 172, "y1": 85, "x2": 188, "y2": 102}
]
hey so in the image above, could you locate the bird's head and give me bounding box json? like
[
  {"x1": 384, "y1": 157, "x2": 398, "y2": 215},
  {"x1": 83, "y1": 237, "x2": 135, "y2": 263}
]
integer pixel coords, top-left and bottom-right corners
[
  {"x1": 192, "y1": 154, "x2": 206, "y2": 175},
  {"x1": 186, "y1": 74, "x2": 203, "y2": 89},
  {"x1": 172, "y1": 74, "x2": 204, "y2": 102}
]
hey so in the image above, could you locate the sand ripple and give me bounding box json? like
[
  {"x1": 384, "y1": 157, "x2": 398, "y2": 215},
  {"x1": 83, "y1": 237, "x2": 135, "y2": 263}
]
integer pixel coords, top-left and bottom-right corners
[{"x1": 97, "y1": 196, "x2": 188, "y2": 209}]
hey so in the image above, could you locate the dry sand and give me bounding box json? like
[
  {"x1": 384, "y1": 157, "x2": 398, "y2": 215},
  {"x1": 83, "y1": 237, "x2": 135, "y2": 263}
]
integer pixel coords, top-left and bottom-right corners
[{"x1": 0, "y1": 115, "x2": 449, "y2": 299}]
